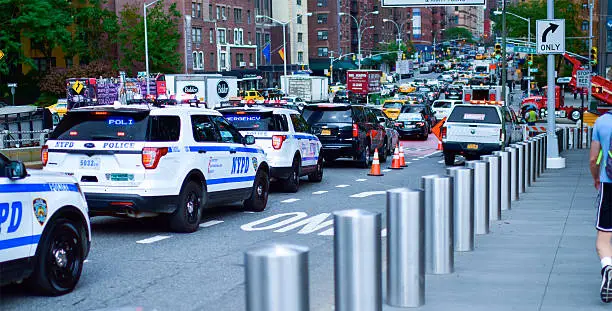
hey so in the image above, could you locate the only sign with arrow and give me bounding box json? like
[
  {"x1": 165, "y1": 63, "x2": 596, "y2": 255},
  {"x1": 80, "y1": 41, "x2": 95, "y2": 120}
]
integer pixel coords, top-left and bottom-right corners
[{"x1": 536, "y1": 19, "x2": 565, "y2": 54}]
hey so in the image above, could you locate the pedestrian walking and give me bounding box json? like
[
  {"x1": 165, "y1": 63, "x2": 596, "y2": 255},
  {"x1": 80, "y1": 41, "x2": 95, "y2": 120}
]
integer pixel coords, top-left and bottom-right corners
[
  {"x1": 589, "y1": 111, "x2": 612, "y2": 302},
  {"x1": 526, "y1": 109, "x2": 537, "y2": 126}
]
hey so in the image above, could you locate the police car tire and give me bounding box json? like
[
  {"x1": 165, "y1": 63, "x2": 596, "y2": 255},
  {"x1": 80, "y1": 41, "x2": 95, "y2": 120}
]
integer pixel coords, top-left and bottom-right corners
[
  {"x1": 283, "y1": 157, "x2": 300, "y2": 193},
  {"x1": 308, "y1": 157, "x2": 324, "y2": 182},
  {"x1": 30, "y1": 218, "x2": 85, "y2": 296},
  {"x1": 244, "y1": 169, "x2": 269, "y2": 212},
  {"x1": 169, "y1": 181, "x2": 203, "y2": 233}
]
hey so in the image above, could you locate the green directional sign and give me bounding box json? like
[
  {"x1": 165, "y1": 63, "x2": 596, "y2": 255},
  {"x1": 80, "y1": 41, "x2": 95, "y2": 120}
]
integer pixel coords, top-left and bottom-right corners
[{"x1": 513, "y1": 46, "x2": 536, "y2": 54}]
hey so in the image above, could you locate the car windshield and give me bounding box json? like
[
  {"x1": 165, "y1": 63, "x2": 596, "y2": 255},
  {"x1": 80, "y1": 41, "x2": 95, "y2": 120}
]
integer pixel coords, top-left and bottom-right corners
[
  {"x1": 447, "y1": 106, "x2": 501, "y2": 124},
  {"x1": 474, "y1": 66, "x2": 488, "y2": 73},
  {"x1": 383, "y1": 102, "x2": 403, "y2": 109},
  {"x1": 302, "y1": 106, "x2": 353, "y2": 124},
  {"x1": 400, "y1": 106, "x2": 424, "y2": 113},
  {"x1": 222, "y1": 111, "x2": 288, "y2": 131},
  {"x1": 433, "y1": 101, "x2": 453, "y2": 108},
  {"x1": 335, "y1": 90, "x2": 348, "y2": 96}
]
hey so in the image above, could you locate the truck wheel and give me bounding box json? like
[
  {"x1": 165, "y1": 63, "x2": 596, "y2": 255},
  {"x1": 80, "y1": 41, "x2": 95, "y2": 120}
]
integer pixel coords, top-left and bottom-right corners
[
  {"x1": 308, "y1": 157, "x2": 324, "y2": 182},
  {"x1": 283, "y1": 157, "x2": 300, "y2": 193},
  {"x1": 30, "y1": 218, "x2": 85, "y2": 296},
  {"x1": 444, "y1": 152, "x2": 455, "y2": 166},
  {"x1": 244, "y1": 169, "x2": 270, "y2": 212},
  {"x1": 569, "y1": 109, "x2": 582, "y2": 122},
  {"x1": 169, "y1": 181, "x2": 203, "y2": 233}
]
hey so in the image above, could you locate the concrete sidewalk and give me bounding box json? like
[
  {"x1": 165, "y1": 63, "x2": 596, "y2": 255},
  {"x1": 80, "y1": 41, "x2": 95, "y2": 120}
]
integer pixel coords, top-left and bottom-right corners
[{"x1": 385, "y1": 149, "x2": 606, "y2": 310}]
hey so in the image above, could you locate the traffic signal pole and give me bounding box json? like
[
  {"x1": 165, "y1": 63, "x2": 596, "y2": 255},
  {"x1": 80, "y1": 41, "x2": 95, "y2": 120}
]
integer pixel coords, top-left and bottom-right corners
[
  {"x1": 546, "y1": 0, "x2": 565, "y2": 168},
  {"x1": 501, "y1": 1, "x2": 507, "y2": 103},
  {"x1": 527, "y1": 18, "x2": 531, "y2": 97},
  {"x1": 588, "y1": 0, "x2": 593, "y2": 108}
]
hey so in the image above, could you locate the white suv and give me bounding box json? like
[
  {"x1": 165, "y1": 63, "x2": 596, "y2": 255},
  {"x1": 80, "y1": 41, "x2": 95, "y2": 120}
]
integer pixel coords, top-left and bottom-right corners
[
  {"x1": 42, "y1": 103, "x2": 270, "y2": 233},
  {"x1": 0, "y1": 153, "x2": 90, "y2": 295},
  {"x1": 218, "y1": 106, "x2": 322, "y2": 193}
]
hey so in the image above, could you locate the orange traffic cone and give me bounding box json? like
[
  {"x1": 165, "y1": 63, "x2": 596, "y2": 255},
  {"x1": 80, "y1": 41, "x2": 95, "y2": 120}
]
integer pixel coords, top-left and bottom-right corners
[
  {"x1": 389, "y1": 145, "x2": 403, "y2": 170},
  {"x1": 399, "y1": 144, "x2": 407, "y2": 167},
  {"x1": 367, "y1": 148, "x2": 384, "y2": 176},
  {"x1": 437, "y1": 140, "x2": 443, "y2": 150}
]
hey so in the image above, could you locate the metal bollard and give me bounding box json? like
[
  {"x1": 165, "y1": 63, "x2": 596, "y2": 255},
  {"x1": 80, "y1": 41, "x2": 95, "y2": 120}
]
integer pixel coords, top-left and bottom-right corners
[
  {"x1": 513, "y1": 143, "x2": 526, "y2": 193},
  {"x1": 446, "y1": 167, "x2": 474, "y2": 252},
  {"x1": 386, "y1": 188, "x2": 425, "y2": 308},
  {"x1": 522, "y1": 141, "x2": 531, "y2": 187},
  {"x1": 506, "y1": 146, "x2": 519, "y2": 201},
  {"x1": 465, "y1": 160, "x2": 489, "y2": 235},
  {"x1": 245, "y1": 244, "x2": 310, "y2": 311},
  {"x1": 421, "y1": 175, "x2": 454, "y2": 274},
  {"x1": 531, "y1": 139, "x2": 538, "y2": 182},
  {"x1": 540, "y1": 134, "x2": 546, "y2": 174},
  {"x1": 334, "y1": 209, "x2": 382, "y2": 311},
  {"x1": 481, "y1": 155, "x2": 501, "y2": 221},
  {"x1": 535, "y1": 137, "x2": 542, "y2": 178},
  {"x1": 528, "y1": 140, "x2": 536, "y2": 184},
  {"x1": 573, "y1": 128, "x2": 579, "y2": 150},
  {"x1": 494, "y1": 150, "x2": 511, "y2": 211},
  {"x1": 564, "y1": 127, "x2": 569, "y2": 151}
]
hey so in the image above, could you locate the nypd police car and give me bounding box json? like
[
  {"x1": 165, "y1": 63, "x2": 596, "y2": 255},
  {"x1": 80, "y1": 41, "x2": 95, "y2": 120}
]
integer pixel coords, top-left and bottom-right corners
[
  {"x1": 0, "y1": 153, "x2": 90, "y2": 295},
  {"x1": 42, "y1": 103, "x2": 270, "y2": 233},
  {"x1": 218, "y1": 106, "x2": 322, "y2": 193}
]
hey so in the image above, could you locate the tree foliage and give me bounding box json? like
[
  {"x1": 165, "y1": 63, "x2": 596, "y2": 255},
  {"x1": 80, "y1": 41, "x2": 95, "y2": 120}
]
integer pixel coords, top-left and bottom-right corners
[
  {"x1": 68, "y1": 0, "x2": 119, "y2": 64},
  {"x1": 374, "y1": 42, "x2": 415, "y2": 65},
  {"x1": 118, "y1": 1, "x2": 182, "y2": 75},
  {"x1": 443, "y1": 27, "x2": 474, "y2": 43}
]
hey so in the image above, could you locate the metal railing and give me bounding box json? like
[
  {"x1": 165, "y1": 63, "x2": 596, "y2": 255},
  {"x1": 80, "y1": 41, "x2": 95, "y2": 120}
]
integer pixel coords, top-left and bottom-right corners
[{"x1": 0, "y1": 129, "x2": 49, "y2": 148}]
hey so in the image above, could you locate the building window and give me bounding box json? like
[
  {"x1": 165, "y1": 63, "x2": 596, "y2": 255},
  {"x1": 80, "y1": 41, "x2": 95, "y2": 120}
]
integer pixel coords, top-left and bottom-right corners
[
  {"x1": 317, "y1": 14, "x2": 328, "y2": 24},
  {"x1": 297, "y1": 51, "x2": 303, "y2": 63},
  {"x1": 297, "y1": 0, "x2": 301, "y2": 5},
  {"x1": 210, "y1": 28, "x2": 214, "y2": 43},
  {"x1": 317, "y1": 47, "x2": 328, "y2": 57},
  {"x1": 234, "y1": 28, "x2": 244, "y2": 45},
  {"x1": 192, "y1": 51, "x2": 204, "y2": 69},
  {"x1": 216, "y1": 6, "x2": 221, "y2": 20},
  {"x1": 581, "y1": 21, "x2": 588, "y2": 31},
  {"x1": 297, "y1": 32, "x2": 303, "y2": 42},
  {"x1": 220, "y1": 52, "x2": 227, "y2": 70},
  {"x1": 209, "y1": 4, "x2": 213, "y2": 20},
  {"x1": 210, "y1": 52, "x2": 215, "y2": 68},
  {"x1": 373, "y1": 34, "x2": 378, "y2": 43},
  {"x1": 65, "y1": 57, "x2": 73, "y2": 68},
  {"x1": 221, "y1": 6, "x2": 226, "y2": 19},
  {"x1": 249, "y1": 53, "x2": 253, "y2": 64},
  {"x1": 248, "y1": 31, "x2": 252, "y2": 43},
  {"x1": 247, "y1": 10, "x2": 251, "y2": 24},
  {"x1": 234, "y1": 8, "x2": 242, "y2": 23},
  {"x1": 235, "y1": 53, "x2": 244, "y2": 67},
  {"x1": 317, "y1": 30, "x2": 328, "y2": 40},
  {"x1": 192, "y1": 27, "x2": 202, "y2": 43},
  {"x1": 297, "y1": 15, "x2": 302, "y2": 24},
  {"x1": 217, "y1": 28, "x2": 226, "y2": 44},
  {"x1": 317, "y1": 0, "x2": 327, "y2": 7},
  {"x1": 33, "y1": 57, "x2": 56, "y2": 72}
]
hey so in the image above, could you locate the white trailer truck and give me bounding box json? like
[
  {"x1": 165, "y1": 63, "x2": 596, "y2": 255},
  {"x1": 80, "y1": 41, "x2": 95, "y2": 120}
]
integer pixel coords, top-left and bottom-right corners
[{"x1": 280, "y1": 76, "x2": 329, "y2": 103}]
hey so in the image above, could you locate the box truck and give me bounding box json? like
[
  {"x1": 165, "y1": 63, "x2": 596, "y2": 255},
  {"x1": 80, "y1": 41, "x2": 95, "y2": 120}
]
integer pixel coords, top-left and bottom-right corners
[{"x1": 280, "y1": 75, "x2": 329, "y2": 103}]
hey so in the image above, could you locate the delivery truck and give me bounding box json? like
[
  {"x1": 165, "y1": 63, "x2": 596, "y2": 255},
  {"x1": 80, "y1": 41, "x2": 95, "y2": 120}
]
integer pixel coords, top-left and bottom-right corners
[
  {"x1": 280, "y1": 75, "x2": 329, "y2": 103},
  {"x1": 163, "y1": 74, "x2": 238, "y2": 108}
]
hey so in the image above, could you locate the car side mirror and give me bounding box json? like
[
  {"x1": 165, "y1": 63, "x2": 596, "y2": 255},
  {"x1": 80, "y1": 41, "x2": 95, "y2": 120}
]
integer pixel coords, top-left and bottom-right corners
[
  {"x1": 6, "y1": 161, "x2": 27, "y2": 179},
  {"x1": 243, "y1": 135, "x2": 256, "y2": 145}
]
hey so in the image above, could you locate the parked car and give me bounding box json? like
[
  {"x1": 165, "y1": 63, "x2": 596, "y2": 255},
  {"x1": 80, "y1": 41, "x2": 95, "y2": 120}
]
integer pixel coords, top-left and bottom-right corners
[
  {"x1": 371, "y1": 107, "x2": 400, "y2": 157},
  {"x1": 302, "y1": 104, "x2": 386, "y2": 168}
]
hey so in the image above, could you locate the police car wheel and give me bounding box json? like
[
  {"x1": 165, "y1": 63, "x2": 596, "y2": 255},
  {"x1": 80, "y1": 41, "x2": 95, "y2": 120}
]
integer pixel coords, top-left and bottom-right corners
[
  {"x1": 244, "y1": 169, "x2": 269, "y2": 212},
  {"x1": 283, "y1": 158, "x2": 300, "y2": 193},
  {"x1": 31, "y1": 219, "x2": 84, "y2": 296},
  {"x1": 308, "y1": 157, "x2": 324, "y2": 182},
  {"x1": 169, "y1": 181, "x2": 203, "y2": 233}
]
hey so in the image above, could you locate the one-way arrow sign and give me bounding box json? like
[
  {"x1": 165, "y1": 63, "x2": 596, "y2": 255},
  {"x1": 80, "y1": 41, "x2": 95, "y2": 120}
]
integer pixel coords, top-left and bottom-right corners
[{"x1": 537, "y1": 19, "x2": 565, "y2": 54}]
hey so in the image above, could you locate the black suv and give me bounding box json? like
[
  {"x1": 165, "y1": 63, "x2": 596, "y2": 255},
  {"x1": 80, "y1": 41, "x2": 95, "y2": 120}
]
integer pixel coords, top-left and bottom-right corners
[
  {"x1": 302, "y1": 104, "x2": 387, "y2": 168},
  {"x1": 445, "y1": 86, "x2": 463, "y2": 100}
]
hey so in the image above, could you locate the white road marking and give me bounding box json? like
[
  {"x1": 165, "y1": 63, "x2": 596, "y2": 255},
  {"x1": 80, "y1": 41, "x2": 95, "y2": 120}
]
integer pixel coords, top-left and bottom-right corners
[
  {"x1": 281, "y1": 198, "x2": 301, "y2": 203},
  {"x1": 312, "y1": 190, "x2": 328, "y2": 195},
  {"x1": 84, "y1": 260, "x2": 90, "y2": 263},
  {"x1": 136, "y1": 235, "x2": 171, "y2": 244},
  {"x1": 425, "y1": 150, "x2": 442, "y2": 157},
  {"x1": 382, "y1": 169, "x2": 392, "y2": 172},
  {"x1": 438, "y1": 160, "x2": 444, "y2": 164},
  {"x1": 243, "y1": 211, "x2": 256, "y2": 213},
  {"x1": 350, "y1": 191, "x2": 386, "y2": 198},
  {"x1": 405, "y1": 162, "x2": 412, "y2": 164},
  {"x1": 335, "y1": 184, "x2": 350, "y2": 188},
  {"x1": 355, "y1": 178, "x2": 368, "y2": 182},
  {"x1": 200, "y1": 220, "x2": 224, "y2": 228}
]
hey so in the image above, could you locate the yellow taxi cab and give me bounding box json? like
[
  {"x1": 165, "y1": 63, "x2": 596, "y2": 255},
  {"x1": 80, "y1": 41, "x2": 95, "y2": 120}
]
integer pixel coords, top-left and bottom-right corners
[
  {"x1": 382, "y1": 100, "x2": 408, "y2": 120},
  {"x1": 398, "y1": 84, "x2": 416, "y2": 94},
  {"x1": 242, "y1": 90, "x2": 264, "y2": 101},
  {"x1": 47, "y1": 98, "x2": 68, "y2": 125},
  {"x1": 475, "y1": 54, "x2": 484, "y2": 60}
]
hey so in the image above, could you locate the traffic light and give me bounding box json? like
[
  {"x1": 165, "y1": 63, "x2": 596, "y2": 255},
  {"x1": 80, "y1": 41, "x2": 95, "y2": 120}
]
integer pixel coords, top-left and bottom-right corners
[
  {"x1": 591, "y1": 47, "x2": 598, "y2": 65},
  {"x1": 528, "y1": 54, "x2": 533, "y2": 66},
  {"x1": 402, "y1": 53, "x2": 406, "y2": 60},
  {"x1": 494, "y1": 43, "x2": 501, "y2": 57},
  {"x1": 352, "y1": 54, "x2": 356, "y2": 61}
]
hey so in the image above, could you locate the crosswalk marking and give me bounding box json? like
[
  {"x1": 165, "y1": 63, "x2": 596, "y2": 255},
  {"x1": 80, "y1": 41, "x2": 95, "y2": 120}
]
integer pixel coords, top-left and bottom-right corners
[
  {"x1": 355, "y1": 178, "x2": 367, "y2": 182},
  {"x1": 312, "y1": 190, "x2": 328, "y2": 195},
  {"x1": 336, "y1": 184, "x2": 350, "y2": 188}
]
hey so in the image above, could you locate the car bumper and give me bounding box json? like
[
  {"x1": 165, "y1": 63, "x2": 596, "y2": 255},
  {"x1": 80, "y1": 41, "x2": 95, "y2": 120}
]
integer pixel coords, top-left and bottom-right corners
[
  {"x1": 320, "y1": 142, "x2": 359, "y2": 159},
  {"x1": 85, "y1": 193, "x2": 179, "y2": 216},
  {"x1": 443, "y1": 141, "x2": 503, "y2": 155},
  {"x1": 397, "y1": 126, "x2": 427, "y2": 137},
  {"x1": 270, "y1": 166, "x2": 293, "y2": 180}
]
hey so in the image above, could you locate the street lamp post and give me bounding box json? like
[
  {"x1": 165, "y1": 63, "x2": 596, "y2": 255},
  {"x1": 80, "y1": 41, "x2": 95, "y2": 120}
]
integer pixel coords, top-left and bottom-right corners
[
  {"x1": 383, "y1": 19, "x2": 402, "y2": 75},
  {"x1": 257, "y1": 13, "x2": 312, "y2": 77},
  {"x1": 339, "y1": 10, "x2": 378, "y2": 69},
  {"x1": 494, "y1": 10, "x2": 531, "y2": 97},
  {"x1": 144, "y1": 0, "x2": 160, "y2": 96}
]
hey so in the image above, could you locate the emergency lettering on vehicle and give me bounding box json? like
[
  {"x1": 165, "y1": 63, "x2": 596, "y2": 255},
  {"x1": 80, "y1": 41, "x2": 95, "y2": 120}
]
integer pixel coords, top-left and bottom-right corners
[
  {"x1": 231, "y1": 156, "x2": 250, "y2": 174},
  {"x1": 0, "y1": 201, "x2": 23, "y2": 233}
]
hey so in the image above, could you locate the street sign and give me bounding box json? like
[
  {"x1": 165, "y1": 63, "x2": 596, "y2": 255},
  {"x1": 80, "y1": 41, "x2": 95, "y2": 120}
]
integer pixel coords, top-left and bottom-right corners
[
  {"x1": 7, "y1": 83, "x2": 17, "y2": 88},
  {"x1": 524, "y1": 76, "x2": 534, "y2": 81},
  {"x1": 382, "y1": 0, "x2": 484, "y2": 7},
  {"x1": 529, "y1": 68, "x2": 539, "y2": 73},
  {"x1": 576, "y1": 70, "x2": 591, "y2": 88},
  {"x1": 0, "y1": 50, "x2": 4, "y2": 60},
  {"x1": 514, "y1": 46, "x2": 536, "y2": 54},
  {"x1": 72, "y1": 80, "x2": 84, "y2": 94},
  {"x1": 536, "y1": 19, "x2": 565, "y2": 54}
]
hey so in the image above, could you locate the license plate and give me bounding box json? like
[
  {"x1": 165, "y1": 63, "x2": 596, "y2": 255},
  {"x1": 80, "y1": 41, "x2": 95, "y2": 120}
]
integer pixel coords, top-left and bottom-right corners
[
  {"x1": 467, "y1": 144, "x2": 479, "y2": 150},
  {"x1": 404, "y1": 125, "x2": 415, "y2": 129},
  {"x1": 321, "y1": 129, "x2": 331, "y2": 135},
  {"x1": 79, "y1": 157, "x2": 100, "y2": 170}
]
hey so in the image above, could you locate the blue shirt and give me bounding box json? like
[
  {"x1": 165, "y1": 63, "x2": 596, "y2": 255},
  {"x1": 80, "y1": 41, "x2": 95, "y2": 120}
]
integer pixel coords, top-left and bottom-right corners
[{"x1": 593, "y1": 113, "x2": 612, "y2": 183}]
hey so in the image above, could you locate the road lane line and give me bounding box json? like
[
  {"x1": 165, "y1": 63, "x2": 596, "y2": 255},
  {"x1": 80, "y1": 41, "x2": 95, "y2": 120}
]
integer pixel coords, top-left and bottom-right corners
[
  {"x1": 312, "y1": 190, "x2": 329, "y2": 195},
  {"x1": 84, "y1": 260, "x2": 90, "y2": 263},
  {"x1": 355, "y1": 178, "x2": 368, "y2": 182},
  {"x1": 200, "y1": 220, "x2": 224, "y2": 228},
  {"x1": 424, "y1": 150, "x2": 442, "y2": 157},
  {"x1": 136, "y1": 235, "x2": 171, "y2": 244},
  {"x1": 243, "y1": 211, "x2": 256, "y2": 213},
  {"x1": 405, "y1": 162, "x2": 412, "y2": 164},
  {"x1": 335, "y1": 184, "x2": 350, "y2": 188},
  {"x1": 438, "y1": 160, "x2": 444, "y2": 164},
  {"x1": 281, "y1": 198, "x2": 301, "y2": 203},
  {"x1": 350, "y1": 191, "x2": 386, "y2": 198},
  {"x1": 381, "y1": 169, "x2": 391, "y2": 172}
]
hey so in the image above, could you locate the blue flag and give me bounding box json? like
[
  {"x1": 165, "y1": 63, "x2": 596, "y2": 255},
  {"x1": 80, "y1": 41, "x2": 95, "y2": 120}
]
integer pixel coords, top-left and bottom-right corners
[{"x1": 262, "y1": 43, "x2": 271, "y2": 62}]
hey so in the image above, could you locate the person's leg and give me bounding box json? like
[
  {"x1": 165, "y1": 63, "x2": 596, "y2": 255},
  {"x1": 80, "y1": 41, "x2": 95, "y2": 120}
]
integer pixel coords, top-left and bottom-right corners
[{"x1": 597, "y1": 183, "x2": 612, "y2": 302}]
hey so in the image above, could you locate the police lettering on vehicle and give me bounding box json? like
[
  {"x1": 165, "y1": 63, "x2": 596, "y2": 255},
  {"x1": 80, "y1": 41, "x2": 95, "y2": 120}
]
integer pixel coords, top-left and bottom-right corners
[
  {"x1": 0, "y1": 201, "x2": 22, "y2": 233},
  {"x1": 107, "y1": 117, "x2": 135, "y2": 126},
  {"x1": 231, "y1": 157, "x2": 250, "y2": 174},
  {"x1": 102, "y1": 142, "x2": 135, "y2": 149},
  {"x1": 54, "y1": 141, "x2": 75, "y2": 148}
]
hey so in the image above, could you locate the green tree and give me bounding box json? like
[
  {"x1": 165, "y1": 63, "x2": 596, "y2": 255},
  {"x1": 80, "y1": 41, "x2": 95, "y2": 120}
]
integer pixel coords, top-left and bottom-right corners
[
  {"x1": 68, "y1": 0, "x2": 119, "y2": 64},
  {"x1": 443, "y1": 27, "x2": 474, "y2": 43},
  {"x1": 118, "y1": 1, "x2": 182, "y2": 74}
]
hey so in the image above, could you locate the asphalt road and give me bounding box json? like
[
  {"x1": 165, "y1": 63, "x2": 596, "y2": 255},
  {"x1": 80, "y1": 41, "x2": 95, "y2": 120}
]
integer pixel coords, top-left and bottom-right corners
[{"x1": 1, "y1": 136, "x2": 447, "y2": 311}]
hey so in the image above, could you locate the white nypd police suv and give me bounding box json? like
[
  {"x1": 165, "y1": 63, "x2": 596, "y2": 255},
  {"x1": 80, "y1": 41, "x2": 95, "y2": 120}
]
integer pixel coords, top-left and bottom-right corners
[
  {"x1": 218, "y1": 106, "x2": 323, "y2": 193},
  {"x1": 42, "y1": 102, "x2": 270, "y2": 233},
  {"x1": 0, "y1": 152, "x2": 90, "y2": 295}
]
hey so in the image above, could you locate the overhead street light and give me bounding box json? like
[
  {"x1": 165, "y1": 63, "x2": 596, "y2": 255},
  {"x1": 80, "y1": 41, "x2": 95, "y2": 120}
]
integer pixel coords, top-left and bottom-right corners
[
  {"x1": 493, "y1": 10, "x2": 532, "y2": 96},
  {"x1": 339, "y1": 10, "x2": 379, "y2": 69},
  {"x1": 144, "y1": 0, "x2": 160, "y2": 96}
]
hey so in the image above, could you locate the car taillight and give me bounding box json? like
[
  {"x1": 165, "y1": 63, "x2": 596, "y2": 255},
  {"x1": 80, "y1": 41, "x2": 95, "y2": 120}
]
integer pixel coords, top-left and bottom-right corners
[
  {"x1": 272, "y1": 135, "x2": 286, "y2": 150},
  {"x1": 352, "y1": 124, "x2": 359, "y2": 137},
  {"x1": 490, "y1": 94, "x2": 496, "y2": 101},
  {"x1": 465, "y1": 94, "x2": 471, "y2": 101},
  {"x1": 395, "y1": 122, "x2": 403, "y2": 128},
  {"x1": 416, "y1": 122, "x2": 425, "y2": 126},
  {"x1": 142, "y1": 147, "x2": 168, "y2": 169},
  {"x1": 441, "y1": 126, "x2": 447, "y2": 139},
  {"x1": 41, "y1": 145, "x2": 48, "y2": 166}
]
